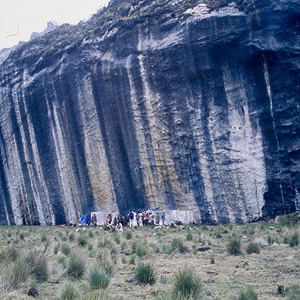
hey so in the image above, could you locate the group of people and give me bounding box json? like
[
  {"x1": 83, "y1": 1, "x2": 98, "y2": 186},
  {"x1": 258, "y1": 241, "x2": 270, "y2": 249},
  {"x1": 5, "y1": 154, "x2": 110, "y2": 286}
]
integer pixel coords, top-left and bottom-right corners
[
  {"x1": 129, "y1": 211, "x2": 166, "y2": 227},
  {"x1": 104, "y1": 211, "x2": 166, "y2": 230},
  {"x1": 139, "y1": 211, "x2": 166, "y2": 226},
  {"x1": 72, "y1": 210, "x2": 166, "y2": 232}
]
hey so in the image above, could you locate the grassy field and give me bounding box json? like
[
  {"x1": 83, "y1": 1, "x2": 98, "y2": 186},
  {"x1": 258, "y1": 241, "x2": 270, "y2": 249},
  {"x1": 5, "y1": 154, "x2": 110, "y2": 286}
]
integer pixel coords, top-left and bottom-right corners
[{"x1": 0, "y1": 214, "x2": 300, "y2": 300}]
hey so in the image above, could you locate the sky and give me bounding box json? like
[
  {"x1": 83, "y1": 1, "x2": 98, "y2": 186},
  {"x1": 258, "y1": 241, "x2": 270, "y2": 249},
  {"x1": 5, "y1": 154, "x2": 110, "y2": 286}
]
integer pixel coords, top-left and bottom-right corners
[{"x1": 0, "y1": 0, "x2": 111, "y2": 50}]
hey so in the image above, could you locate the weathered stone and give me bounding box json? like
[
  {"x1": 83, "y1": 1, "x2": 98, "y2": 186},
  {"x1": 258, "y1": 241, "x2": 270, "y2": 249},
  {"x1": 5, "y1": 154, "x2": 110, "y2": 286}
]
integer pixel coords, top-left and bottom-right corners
[{"x1": 0, "y1": 0, "x2": 299, "y2": 225}]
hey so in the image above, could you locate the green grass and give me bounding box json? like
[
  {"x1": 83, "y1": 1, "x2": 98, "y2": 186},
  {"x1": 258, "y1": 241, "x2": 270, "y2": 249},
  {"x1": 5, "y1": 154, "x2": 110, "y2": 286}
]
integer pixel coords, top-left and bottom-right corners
[
  {"x1": 0, "y1": 215, "x2": 299, "y2": 299},
  {"x1": 26, "y1": 251, "x2": 49, "y2": 282},
  {"x1": 6, "y1": 246, "x2": 20, "y2": 261},
  {"x1": 289, "y1": 231, "x2": 299, "y2": 247},
  {"x1": 41, "y1": 233, "x2": 47, "y2": 242},
  {"x1": 67, "y1": 253, "x2": 86, "y2": 279},
  {"x1": 227, "y1": 236, "x2": 242, "y2": 255},
  {"x1": 172, "y1": 238, "x2": 188, "y2": 253},
  {"x1": 126, "y1": 231, "x2": 133, "y2": 240},
  {"x1": 54, "y1": 243, "x2": 60, "y2": 255},
  {"x1": 246, "y1": 242, "x2": 261, "y2": 254},
  {"x1": 60, "y1": 281, "x2": 79, "y2": 300},
  {"x1": 286, "y1": 285, "x2": 300, "y2": 300},
  {"x1": 172, "y1": 267, "x2": 202, "y2": 299},
  {"x1": 114, "y1": 235, "x2": 121, "y2": 244},
  {"x1": 129, "y1": 255, "x2": 136, "y2": 265},
  {"x1": 61, "y1": 243, "x2": 72, "y2": 256},
  {"x1": 135, "y1": 263, "x2": 156, "y2": 285},
  {"x1": 136, "y1": 243, "x2": 148, "y2": 257},
  {"x1": 78, "y1": 235, "x2": 88, "y2": 247},
  {"x1": 99, "y1": 257, "x2": 114, "y2": 276},
  {"x1": 2, "y1": 258, "x2": 30, "y2": 290},
  {"x1": 186, "y1": 232, "x2": 193, "y2": 241},
  {"x1": 237, "y1": 286, "x2": 258, "y2": 300},
  {"x1": 88, "y1": 266, "x2": 111, "y2": 289},
  {"x1": 68, "y1": 233, "x2": 75, "y2": 242}
]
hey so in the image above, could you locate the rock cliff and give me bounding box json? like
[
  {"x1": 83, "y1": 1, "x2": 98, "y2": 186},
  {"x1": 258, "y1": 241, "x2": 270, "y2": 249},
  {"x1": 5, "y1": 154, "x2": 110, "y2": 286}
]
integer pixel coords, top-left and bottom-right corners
[{"x1": 0, "y1": 0, "x2": 299, "y2": 225}]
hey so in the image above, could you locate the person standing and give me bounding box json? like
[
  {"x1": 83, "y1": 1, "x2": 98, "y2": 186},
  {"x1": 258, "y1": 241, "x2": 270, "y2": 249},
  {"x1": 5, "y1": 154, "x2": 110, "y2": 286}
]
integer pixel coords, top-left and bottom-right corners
[
  {"x1": 73, "y1": 215, "x2": 78, "y2": 227},
  {"x1": 129, "y1": 211, "x2": 134, "y2": 227},
  {"x1": 161, "y1": 211, "x2": 166, "y2": 226},
  {"x1": 136, "y1": 213, "x2": 141, "y2": 226},
  {"x1": 117, "y1": 214, "x2": 122, "y2": 224},
  {"x1": 92, "y1": 214, "x2": 97, "y2": 227},
  {"x1": 155, "y1": 212, "x2": 160, "y2": 225}
]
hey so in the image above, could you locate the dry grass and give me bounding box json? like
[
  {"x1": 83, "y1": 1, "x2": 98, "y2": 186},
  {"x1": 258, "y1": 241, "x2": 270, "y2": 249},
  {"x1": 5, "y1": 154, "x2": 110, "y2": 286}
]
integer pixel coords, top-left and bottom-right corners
[{"x1": 0, "y1": 214, "x2": 300, "y2": 299}]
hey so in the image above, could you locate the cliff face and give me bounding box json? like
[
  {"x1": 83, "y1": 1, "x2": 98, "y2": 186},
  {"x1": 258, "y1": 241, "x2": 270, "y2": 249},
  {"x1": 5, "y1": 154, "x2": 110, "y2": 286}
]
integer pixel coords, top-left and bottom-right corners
[{"x1": 0, "y1": 0, "x2": 299, "y2": 225}]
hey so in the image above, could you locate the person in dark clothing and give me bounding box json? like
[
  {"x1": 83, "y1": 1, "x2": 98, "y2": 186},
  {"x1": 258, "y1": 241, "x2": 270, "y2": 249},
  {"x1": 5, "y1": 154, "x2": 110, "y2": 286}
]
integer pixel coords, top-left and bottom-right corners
[
  {"x1": 161, "y1": 211, "x2": 166, "y2": 225},
  {"x1": 129, "y1": 211, "x2": 134, "y2": 227},
  {"x1": 117, "y1": 214, "x2": 122, "y2": 224},
  {"x1": 92, "y1": 214, "x2": 97, "y2": 227},
  {"x1": 136, "y1": 213, "x2": 141, "y2": 226}
]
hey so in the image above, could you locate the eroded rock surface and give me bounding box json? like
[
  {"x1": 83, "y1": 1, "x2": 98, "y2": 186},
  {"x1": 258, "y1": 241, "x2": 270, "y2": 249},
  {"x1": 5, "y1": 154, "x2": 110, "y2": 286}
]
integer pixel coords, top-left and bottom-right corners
[{"x1": 0, "y1": 0, "x2": 299, "y2": 225}]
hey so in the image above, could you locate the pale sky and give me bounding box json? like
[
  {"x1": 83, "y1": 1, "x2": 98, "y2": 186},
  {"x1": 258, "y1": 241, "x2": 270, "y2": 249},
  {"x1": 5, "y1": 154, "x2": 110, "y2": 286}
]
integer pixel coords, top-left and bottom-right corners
[{"x1": 0, "y1": 0, "x2": 111, "y2": 50}]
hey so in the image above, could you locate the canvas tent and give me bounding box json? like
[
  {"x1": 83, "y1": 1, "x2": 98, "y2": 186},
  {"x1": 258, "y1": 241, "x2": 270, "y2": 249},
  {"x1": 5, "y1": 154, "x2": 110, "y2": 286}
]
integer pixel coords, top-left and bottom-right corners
[{"x1": 79, "y1": 214, "x2": 91, "y2": 225}]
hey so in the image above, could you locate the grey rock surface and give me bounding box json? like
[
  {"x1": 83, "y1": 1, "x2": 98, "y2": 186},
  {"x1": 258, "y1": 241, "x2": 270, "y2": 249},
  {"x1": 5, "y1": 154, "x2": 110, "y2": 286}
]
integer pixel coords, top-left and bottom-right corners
[{"x1": 0, "y1": 0, "x2": 299, "y2": 225}]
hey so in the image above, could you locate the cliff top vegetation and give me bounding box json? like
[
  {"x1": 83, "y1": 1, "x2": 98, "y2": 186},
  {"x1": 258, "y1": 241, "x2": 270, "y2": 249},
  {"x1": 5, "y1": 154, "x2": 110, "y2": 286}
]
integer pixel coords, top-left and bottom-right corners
[{"x1": 3, "y1": 0, "x2": 270, "y2": 72}]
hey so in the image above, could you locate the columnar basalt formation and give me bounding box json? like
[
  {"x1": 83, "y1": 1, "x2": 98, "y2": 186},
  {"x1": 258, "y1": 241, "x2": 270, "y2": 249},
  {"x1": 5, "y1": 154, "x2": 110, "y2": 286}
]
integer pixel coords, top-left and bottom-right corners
[{"x1": 0, "y1": 0, "x2": 299, "y2": 225}]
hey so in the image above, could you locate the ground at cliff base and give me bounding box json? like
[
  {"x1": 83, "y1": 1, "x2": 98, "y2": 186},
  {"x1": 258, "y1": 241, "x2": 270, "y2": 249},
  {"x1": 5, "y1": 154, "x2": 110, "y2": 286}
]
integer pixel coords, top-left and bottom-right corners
[{"x1": 0, "y1": 213, "x2": 299, "y2": 300}]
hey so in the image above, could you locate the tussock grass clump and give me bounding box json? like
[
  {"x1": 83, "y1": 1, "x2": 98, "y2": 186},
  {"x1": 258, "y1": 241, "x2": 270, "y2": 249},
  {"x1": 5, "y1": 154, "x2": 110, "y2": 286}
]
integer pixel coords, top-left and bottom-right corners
[
  {"x1": 88, "y1": 266, "x2": 111, "y2": 289},
  {"x1": 78, "y1": 235, "x2": 88, "y2": 247},
  {"x1": 247, "y1": 227, "x2": 255, "y2": 236},
  {"x1": 110, "y1": 246, "x2": 118, "y2": 255},
  {"x1": 186, "y1": 232, "x2": 193, "y2": 241},
  {"x1": 288, "y1": 231, "x2": 299, "y2": 247},
  {"x1": 132, "y1": 241, "x2": 138, "y2": 253},
  {"x1": 41, "y1": 233, "x2": 47, "y2": 242},
  {"x1": 54, "y1": 243, "x2": 60, "y2": 255},
  {"x1": 121, "y1": 241, "x2": 127, "y2": 250},
  {"x1": 246, "y1": 242, "x2": 261, "y2": 254},
  {"x1": 60, "y1": 281, "x2": 79, "y2": 300},
  {"x1": 26, "y1": 251, "x2": 49, "y2": 282},
  {"x1": 1, "y1": 259, "x2": 29, "y2": 289},
  {"x1": 172, "y1": 267, "x2": 202, "y2": 299},
  {"x1": 172, "y1": 238, "x2": 188, "y2": 253},
  {"x1": 162, "y1": 243, "x2": 173, "y2": 254},
  {"x1": 6, "y1": 246, "x2": 20, "y2": 261},
  {"x1": 286, "y1": 285, "x2": 300, "y2": 300},
  {"x1": 126, "y1": 231, "x2": 133, "y2": 240},
  {"x1": 99, "y1": 257, "x2": 114, "y2": 276},
  {"x1": 58, "y1": 256, "x2": 66, "y2": 264},
  {"x1": 136, "y1": 243, "x2": 148, "y2": 257},
  {"x1": 68, "y1": 233, "x2": 75, "y2": 242},
  {"x1": 121, "y1": 256, "x2": 127, "y2": 264},
  {"x1": 114, "y1": 235, "x2": 120, "y2": 244},
  {"x1": 227, "y1": 236, "x2": 242, "y2": 255},
  {"x1": 99, "y1": 238, "x2": 113, "y2": 248},
  {"x1": 135, "y1": 263, "x2": 156, "y2": 285},
  {"x1": 129, "y1": 255, "x2": 136, "y2": 265},
  {"x1": 67, "y1": 253, "x2": 86, "y2": 278},
  {"x1": 238, "y1": 285, "x2": 258, "y2": 300},
  {"x1": 267, "y1": 235, "x2": 275, "y2": 245},
  {"x1": 61, "y1": 243, "x2": 71, "y2": 256}
]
